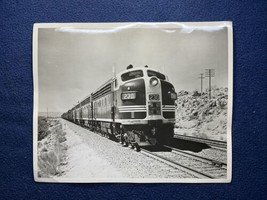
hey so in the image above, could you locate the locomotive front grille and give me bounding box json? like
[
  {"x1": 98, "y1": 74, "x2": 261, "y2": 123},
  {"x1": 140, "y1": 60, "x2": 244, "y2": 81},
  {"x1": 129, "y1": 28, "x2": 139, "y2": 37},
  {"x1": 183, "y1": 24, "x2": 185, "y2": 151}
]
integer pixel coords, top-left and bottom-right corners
[{"x1": 148, "y1": 102, "x2": 161, "y2": 115}]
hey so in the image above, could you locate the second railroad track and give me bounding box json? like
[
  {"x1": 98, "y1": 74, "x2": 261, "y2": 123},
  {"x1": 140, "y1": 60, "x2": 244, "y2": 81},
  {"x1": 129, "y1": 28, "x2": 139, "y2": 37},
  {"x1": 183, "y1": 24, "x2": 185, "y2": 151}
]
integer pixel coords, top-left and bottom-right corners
[{"x1": 141, "y1": 145, "x2": 227, "y2": 179}]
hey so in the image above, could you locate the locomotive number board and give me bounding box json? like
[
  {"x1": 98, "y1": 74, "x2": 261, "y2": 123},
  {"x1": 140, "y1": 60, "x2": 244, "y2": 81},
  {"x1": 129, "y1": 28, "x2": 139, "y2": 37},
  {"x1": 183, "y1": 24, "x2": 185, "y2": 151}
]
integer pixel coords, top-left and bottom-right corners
[
  {"x1": 121, "y1": 92, "x2": 136, "y2": 100},
  {"x1": 149, "y1": 94, "x2": 160, "y2": 101}
]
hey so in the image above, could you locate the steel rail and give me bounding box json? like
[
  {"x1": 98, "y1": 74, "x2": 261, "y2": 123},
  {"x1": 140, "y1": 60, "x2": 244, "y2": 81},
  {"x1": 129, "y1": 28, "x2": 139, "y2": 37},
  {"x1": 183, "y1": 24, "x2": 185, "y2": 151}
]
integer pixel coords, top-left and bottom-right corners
[
  {"x1": 164, "y1": 145, "x2": 227, "y2": 169},
  {"x1": 140, "y1": 148, "x2": 215, "y2": 179}
]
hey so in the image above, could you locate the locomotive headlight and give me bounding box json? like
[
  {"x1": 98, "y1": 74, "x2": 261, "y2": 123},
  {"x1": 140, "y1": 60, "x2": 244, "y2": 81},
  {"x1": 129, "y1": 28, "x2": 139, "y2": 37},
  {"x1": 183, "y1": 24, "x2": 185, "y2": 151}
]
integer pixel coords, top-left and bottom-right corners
[{"x1": 150, "y1": 77, "x2": 159, "y2": 86}]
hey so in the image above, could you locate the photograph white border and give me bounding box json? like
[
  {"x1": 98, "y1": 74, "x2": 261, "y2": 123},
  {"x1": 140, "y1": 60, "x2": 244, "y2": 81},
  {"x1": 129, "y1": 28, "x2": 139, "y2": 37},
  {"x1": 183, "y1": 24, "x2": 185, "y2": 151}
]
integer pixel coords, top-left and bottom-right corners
[{"x1": 33, "y1": 22, "x2": 233, "y2": 183}]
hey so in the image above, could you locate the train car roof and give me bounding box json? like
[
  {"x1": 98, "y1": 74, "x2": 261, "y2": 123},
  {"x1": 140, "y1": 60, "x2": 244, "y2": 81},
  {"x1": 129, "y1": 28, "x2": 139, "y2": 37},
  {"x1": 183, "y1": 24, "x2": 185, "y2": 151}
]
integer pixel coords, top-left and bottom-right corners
[
  {"x1": 92, "y1": 78, "x2": 113, "y2": 94},
  {"x1": 67, "y1": 66, "x2": 164, "y2": 111},
  {"x1": 116, "y1": 67, "x2": 161, "y2": 77},
  {"x1": 91, "y1": 67, "x2": 162, "y2": 94}
]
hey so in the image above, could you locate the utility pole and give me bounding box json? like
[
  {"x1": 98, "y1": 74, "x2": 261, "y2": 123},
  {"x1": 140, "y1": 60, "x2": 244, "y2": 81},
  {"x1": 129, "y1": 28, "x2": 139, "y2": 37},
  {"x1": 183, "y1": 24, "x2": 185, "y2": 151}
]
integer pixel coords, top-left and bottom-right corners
[
  {"x1": 205, "y1": 69, "x2": 215, "y2": 99},
  {"x1": 112, "y1": 63, "x2": 116, "y2": 78},
  {"x1": 198, "y1": 73, "x2": 205, "y2": 96},
  {"x1": 46, "y1": 107, "x2": 48, "y2": 120}
]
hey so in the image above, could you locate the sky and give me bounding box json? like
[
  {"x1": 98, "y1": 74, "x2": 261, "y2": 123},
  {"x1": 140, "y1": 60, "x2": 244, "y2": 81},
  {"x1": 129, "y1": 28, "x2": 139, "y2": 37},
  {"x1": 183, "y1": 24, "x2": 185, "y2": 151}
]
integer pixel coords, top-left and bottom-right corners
[{"x1": 38, "y1": 24, "x2": 229, "y2": 113}]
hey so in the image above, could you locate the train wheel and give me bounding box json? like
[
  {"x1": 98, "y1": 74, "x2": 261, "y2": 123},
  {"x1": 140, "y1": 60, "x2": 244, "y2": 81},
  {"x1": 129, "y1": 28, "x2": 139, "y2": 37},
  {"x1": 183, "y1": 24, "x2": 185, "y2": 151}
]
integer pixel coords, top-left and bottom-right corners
[
  {"x1": 122, "y1": 132, "x2": 129, "y2": 147},
  {"x1": 129, "y1": 143, "x2": 135, "y2": 149},
  {"x1": 119, "y1": 133, "x2": 124, "y2": 144},
  {"x1": 122, "y1": 141, "x2": 129, "y2": 147}
]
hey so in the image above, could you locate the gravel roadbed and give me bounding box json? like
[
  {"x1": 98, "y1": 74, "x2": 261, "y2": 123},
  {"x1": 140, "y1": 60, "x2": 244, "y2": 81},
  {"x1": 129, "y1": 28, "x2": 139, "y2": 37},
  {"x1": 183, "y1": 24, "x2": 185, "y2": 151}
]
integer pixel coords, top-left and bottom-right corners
[{"x1": 63, "y1": 120, "x2": 196, "y2": 179}]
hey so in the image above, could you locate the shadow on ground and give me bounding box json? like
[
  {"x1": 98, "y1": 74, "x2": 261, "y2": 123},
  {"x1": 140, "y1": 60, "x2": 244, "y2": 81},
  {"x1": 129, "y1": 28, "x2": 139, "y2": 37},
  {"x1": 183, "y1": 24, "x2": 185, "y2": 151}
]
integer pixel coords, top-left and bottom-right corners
[
  {"x1": 168, "y1": 138, "x2": 211, "y2": 153},
  {"x1": 76, "y1": 124, "x2": 211, "y2": 153},
  {"x1": 142, "y1": 145, "x2": 172, "y2": 152},
  {"x1": 142, "y1": 138, "x2": 211, "y2": 153}
]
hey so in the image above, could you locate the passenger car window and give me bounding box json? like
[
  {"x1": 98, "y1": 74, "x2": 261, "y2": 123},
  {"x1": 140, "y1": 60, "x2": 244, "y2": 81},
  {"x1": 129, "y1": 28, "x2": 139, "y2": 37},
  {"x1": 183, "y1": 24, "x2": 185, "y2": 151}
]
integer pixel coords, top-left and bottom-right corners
[
  {"x1": 147, "y1": 70, "x2": 166, "y2": 80},
  {"x1": 121, "y1": 70, "x2": 143, "y2": 81}
]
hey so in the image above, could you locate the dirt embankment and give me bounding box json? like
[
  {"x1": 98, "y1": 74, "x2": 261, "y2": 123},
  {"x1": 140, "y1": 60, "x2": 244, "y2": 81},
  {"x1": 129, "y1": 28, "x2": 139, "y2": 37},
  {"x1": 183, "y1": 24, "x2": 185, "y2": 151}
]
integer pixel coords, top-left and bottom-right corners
[
  {"x1": 37, "y1": 118, "x2": 67, "y2": 178},
  {"x1": 175, "y1": 88, "x2": 228, "y2": 141}
]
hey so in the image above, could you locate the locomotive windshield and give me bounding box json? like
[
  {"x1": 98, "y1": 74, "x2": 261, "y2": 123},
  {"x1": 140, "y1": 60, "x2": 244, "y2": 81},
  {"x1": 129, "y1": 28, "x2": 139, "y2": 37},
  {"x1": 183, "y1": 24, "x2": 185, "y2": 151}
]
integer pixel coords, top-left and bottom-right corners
[
  {"x1": 121, "y1": 70, "x2": 143, "y2": 81},
  {"x1": 147, "y1": 70, "x2": 166, "y2": 80}
]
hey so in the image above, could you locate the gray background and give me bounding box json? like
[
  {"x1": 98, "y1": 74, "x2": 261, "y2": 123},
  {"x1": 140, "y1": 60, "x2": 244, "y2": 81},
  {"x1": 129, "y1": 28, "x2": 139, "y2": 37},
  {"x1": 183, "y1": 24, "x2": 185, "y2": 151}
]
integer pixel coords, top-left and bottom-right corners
[{"x1": 38, "y1": 26, "x2": 228, "y2": 112}]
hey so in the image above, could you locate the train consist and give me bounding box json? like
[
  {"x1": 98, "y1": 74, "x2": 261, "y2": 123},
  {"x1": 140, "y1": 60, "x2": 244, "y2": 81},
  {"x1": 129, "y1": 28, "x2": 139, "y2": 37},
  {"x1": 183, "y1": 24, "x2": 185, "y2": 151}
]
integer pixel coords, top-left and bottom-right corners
[{"x1": 62, "y1": 65, "x2": 177, "y2": 151}]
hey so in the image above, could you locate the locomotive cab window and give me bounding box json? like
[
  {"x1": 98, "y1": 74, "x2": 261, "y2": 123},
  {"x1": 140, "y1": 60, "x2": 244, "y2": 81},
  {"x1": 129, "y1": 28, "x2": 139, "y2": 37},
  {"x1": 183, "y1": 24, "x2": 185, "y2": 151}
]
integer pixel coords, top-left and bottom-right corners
[
  {"x1": 121, "y1": 70, "x2": 143, "y2": 81},
  {"x1": 147, "y1": 70, "x2": 166, "y2": 80}
]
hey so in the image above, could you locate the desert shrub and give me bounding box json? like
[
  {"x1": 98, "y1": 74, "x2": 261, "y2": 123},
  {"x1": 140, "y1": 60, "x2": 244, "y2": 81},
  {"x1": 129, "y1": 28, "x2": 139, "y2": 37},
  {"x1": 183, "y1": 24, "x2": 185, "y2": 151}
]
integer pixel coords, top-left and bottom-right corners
[
  {"x1": 41, "y1": 146, "x2": 48, "y2": 152},
  {"x1": 192, "y1": 90, "x2": 201, "y2": 97},
  {"x1": 38, "y1": 142, "x2": 42, "y2": 148},
  {"x1": 38, "y1": 151, "x2": 59, "y2": 176},
  {"x1": 38, "y1": 126, "x2": 67, "y2": 177},
  {"x1": 61, "y1": 144, "x2": 68, "y2": 151},
  {"x1": 38, "y1": 117, "x2": 50, "y2": 140},
  {"x1": 58, "y1": 136, "x2": 67, "y2": 143}
]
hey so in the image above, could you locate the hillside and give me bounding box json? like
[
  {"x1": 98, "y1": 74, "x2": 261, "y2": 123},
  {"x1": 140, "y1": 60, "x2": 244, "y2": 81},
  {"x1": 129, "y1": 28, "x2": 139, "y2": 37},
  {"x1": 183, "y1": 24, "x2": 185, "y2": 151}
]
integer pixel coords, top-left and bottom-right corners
[{"x1": 175, "y1": 88, "x2": 228, "y2": 141}]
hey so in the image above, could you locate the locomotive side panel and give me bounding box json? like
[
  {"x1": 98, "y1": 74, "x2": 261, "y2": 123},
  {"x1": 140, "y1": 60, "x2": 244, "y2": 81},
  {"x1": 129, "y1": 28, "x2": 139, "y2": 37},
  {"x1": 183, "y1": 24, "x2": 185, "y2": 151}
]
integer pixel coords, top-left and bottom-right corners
[
  {"x1": 81, "y1": 105, "x2": 88, "y2": 119},
  {"x1": 72, "y1": 110, "x2": 76, "y2": 122},
  {"x1": 93, "y1": 93, "x2": 112, "y2": 120},
  {"x1": 161, "y1": 80, "x2": 176, "y2": 119},
  {"x1": 92, "y1": 82, "x2": 113, "y2": 121}
]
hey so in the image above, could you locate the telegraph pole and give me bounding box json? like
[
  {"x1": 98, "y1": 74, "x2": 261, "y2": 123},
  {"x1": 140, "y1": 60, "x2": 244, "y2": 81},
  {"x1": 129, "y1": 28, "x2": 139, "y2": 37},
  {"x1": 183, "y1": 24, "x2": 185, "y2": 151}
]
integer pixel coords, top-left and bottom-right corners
[
  {"x1": 112, "y1": 63, "x2": 116, "y2": 78},
  {"x1": 198, "y1": 73, "x2": 205, "y2": 96},
  {"x1": 205, "y1": 69, "x2": 215, "y2": 99},
  {"x1": 46, "y1": 107, "x2": 48, "y2": 120}
]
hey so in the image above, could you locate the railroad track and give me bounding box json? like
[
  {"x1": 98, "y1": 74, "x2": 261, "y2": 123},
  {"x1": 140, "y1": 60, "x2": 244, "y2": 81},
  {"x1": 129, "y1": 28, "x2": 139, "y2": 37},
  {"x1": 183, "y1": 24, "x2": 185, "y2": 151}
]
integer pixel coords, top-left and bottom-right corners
[
  {"x1": 174, "y1": 134, "x2": 227, "y2": 150},
  {"x1": 141, "y1": 146, "x2": 227, "y2": 179},
  {"x1": 164, "y1": 145, "x2": 227, "y2": 168},
  {"x1": 66, "y1": 120, "x2": 227, "y2": 179}
]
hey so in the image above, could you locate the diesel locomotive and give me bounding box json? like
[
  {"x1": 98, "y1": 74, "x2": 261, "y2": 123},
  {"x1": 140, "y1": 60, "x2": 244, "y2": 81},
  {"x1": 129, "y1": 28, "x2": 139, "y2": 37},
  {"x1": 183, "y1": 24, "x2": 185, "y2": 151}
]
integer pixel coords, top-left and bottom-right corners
[{"x1": 62, "y1": 65, "x2": 177, "y2": 151}]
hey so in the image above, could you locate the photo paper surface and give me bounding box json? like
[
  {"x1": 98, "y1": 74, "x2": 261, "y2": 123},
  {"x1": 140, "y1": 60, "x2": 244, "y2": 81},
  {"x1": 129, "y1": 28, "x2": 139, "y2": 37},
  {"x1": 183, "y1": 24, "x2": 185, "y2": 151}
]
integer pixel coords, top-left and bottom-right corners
[{"x1": 33, "y1": 22, "x2": 233, "y2": 183}]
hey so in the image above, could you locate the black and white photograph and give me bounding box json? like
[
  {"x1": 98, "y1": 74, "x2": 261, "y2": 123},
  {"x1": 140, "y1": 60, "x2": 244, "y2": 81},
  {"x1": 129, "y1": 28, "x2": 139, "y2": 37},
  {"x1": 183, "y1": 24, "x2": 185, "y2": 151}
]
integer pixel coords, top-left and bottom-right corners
[{"x1": 33, "y1": 22, "x2": 233, "y2": 183}]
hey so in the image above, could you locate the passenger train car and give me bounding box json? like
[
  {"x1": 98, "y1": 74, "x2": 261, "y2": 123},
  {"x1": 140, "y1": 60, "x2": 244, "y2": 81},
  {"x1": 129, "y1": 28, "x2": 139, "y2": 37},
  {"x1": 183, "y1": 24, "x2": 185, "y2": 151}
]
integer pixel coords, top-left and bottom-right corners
[{"x1": 62, "y1": 65, "x2": 177, "y2": 151}]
